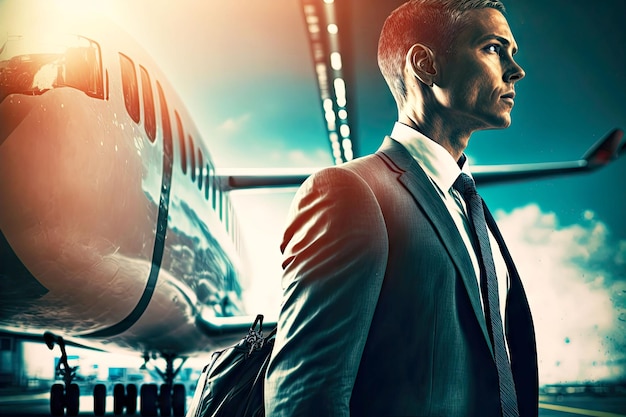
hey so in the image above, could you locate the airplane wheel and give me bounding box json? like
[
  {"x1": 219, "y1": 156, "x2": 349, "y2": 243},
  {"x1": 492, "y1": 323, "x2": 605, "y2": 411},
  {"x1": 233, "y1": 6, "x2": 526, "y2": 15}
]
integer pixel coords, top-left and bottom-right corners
[
  {"x1": 159, "y1": 384, "x2": 172, "y2": 417},
  {"x1": 172, "y1": 384, "x2": 185, "y2": 417},
  {"x1": 50, "y1": 383, "x2": 65, "y2": 417},
  {"x1": 93, "y1": 384, "x2": 107, "y2": 416},
  {"x1": 127, "y1": 383, "x2": 138, "y2": 414},
  {"x1": 113, "y1": 383, "x2": 125, "y2": 415},
  {"x1": 140, "y1": 384, "x2": 158, "y2": 416},
  {"x1": 66, "y1": 383, "x2": 80, "y2": 416}
]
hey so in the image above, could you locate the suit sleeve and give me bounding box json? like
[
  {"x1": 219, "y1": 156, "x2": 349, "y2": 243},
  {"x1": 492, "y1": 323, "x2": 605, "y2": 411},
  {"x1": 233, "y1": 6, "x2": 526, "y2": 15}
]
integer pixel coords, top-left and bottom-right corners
[{"x1": 264, "y1": 167, "x2": 389, "y2": 417}]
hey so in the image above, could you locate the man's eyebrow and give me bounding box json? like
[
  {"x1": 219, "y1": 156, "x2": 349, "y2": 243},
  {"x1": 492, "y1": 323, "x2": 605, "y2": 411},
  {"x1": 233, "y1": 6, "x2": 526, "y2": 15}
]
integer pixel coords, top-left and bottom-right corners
[{"x1": 479, "y1": 34, "x2": 519, "y2": 54}]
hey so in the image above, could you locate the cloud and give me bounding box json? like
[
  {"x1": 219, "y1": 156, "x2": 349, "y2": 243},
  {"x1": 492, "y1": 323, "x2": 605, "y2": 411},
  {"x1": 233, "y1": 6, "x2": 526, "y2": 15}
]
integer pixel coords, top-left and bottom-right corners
[
  {"x1": 215, "y1": 141, "x2": 330, "y2": 168},
  {"x1": 268, "y1": 148, "x2": 331, "y2": 168},
  {"x1": 207, "y1": 115, "x2": 332, "y2": 168},
  {"x1": 495, "y1": 204, "x2": 626, "y2": 384},
  {"x1": 216, "y1": 113, "x2": 252, "y2": 133}
]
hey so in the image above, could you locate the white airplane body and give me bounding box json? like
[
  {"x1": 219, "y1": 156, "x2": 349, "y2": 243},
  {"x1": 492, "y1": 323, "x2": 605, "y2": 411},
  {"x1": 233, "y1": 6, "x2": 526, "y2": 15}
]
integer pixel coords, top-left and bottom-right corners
[
  {"x1": 0, "y1": 20, "x2": 252, "y2": 359},
  {"x1": 0, "y1": 10, "x2": 624, "y2": 417}
]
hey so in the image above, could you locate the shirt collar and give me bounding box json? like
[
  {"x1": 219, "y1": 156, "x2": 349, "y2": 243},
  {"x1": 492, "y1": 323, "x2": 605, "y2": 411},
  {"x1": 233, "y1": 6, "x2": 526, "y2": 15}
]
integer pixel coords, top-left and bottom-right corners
[{"x1": 390, "y1": 122, "x2": 473, "y2": 193}]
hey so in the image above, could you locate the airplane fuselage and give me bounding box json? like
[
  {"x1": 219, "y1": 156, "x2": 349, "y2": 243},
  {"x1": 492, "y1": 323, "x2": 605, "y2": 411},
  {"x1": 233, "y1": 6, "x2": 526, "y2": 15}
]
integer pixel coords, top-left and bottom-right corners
[{"x1": 0, "y1": 21, "x2": 246, "y2": 358}]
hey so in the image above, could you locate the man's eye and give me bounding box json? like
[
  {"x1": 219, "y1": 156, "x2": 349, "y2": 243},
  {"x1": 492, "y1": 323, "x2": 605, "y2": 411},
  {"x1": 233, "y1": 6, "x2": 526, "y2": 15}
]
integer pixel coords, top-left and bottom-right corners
[{"x1": 486, "y1": 44, "x2": 502, "y2": 54}]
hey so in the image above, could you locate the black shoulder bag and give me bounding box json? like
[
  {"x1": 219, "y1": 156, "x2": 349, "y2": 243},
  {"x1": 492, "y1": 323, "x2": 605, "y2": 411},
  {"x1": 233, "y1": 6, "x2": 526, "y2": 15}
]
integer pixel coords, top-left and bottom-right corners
[{"x1": 185, "y1": 314, "x2": 276, "y2": 417}]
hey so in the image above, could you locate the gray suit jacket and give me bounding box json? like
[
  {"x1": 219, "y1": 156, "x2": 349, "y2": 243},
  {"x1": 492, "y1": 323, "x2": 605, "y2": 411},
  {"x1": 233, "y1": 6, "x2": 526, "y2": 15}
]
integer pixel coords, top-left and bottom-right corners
[{"x1": 265, "y1": 138, "x2": 538, "y2": 417}]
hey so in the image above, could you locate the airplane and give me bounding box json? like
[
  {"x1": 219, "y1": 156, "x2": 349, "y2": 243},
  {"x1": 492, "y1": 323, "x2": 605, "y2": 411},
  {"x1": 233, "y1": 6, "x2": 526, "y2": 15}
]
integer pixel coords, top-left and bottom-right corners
[{"x1": 1, "y1": 6, "x2": 625, "y2": 417}]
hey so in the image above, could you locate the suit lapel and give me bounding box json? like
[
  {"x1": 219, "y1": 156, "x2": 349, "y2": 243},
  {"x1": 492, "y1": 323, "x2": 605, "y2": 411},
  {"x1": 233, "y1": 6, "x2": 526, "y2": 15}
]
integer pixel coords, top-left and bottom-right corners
[{"x1": 377, "y1": 137, "x2": 493, "y2": 356}]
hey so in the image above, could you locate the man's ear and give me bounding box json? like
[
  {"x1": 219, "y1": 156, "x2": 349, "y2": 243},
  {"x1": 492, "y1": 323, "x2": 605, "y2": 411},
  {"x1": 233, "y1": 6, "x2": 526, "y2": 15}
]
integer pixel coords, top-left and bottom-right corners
[{"x1": 406, "y1": 43, "x2": 437, "y2": 87}]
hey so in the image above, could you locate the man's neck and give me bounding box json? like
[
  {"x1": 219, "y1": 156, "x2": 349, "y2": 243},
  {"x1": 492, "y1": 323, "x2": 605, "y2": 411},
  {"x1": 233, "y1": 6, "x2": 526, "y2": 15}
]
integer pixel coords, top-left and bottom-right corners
[{"x1": 398, "y1": 113, "x2": 470, "y2": 162}]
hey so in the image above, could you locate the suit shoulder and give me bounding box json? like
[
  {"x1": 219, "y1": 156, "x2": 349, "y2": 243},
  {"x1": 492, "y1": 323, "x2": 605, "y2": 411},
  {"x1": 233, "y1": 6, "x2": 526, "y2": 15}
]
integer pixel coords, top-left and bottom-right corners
[
  {"x1": 308, "y1": 154, "x2": 391, "y2": 185},
  {"x1": 292, "y1": 158, "x2": 388, "y2": 216},
  {"x1": 302, "y1": 159, "x2": 373, "y2": 190}
]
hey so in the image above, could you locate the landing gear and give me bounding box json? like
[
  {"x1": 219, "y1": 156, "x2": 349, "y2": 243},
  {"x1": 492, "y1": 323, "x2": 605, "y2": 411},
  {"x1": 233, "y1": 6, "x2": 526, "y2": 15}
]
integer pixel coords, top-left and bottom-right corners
[
  {"x1": 93, "y1": 384, "x2": 106, "y2": 416},
  {"x1": 113, "y1": 382, "x2": 138, "y2": 415},
  {"x1": 44, "y1": 332, "x2": 80, "y2": 417},
  {"x1": 172, "y1": 384, "x2": 186, "y2": 417},
  {"x1": 44, "y1": 332, "x2": 187, "y2": 416},
  {"x1": 140, "y1": 353, "x2": 187, "y2": 417},
  {"x1": 140, "y1": 384, "x2": 158, "y2": 416},
  {"x1": 137, "y1": 383, "x2": 185, "y2": 417}
]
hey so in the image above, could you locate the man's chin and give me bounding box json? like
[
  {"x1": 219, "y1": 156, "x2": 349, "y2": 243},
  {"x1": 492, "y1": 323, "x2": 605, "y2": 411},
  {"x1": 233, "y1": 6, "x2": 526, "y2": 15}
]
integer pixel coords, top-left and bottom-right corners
[
  {"x1": 484, "y1": 114, "x2": 512, "y2": 130},
  {"x1": 476, "y1": 120, "x2": 512, "y2": 132},
  {"x1": 463, "y1": 112, "x2": 514, "y2": 133}
]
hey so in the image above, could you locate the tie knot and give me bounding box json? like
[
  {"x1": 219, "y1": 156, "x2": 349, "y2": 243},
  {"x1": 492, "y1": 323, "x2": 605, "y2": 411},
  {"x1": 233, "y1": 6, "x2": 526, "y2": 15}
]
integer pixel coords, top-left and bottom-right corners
[{"x1": 453, "y1": 173, "x2": 477, "y2": 198}]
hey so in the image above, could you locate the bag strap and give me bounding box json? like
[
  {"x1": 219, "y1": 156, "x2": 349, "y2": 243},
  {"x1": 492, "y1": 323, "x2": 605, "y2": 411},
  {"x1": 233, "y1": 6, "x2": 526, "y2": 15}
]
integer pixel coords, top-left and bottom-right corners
[
  {"x1": 242, "y1": 331, "x2": 275, "y2": 416},
  {"x1": 245, "y1": 314, "x2": 277, "y2": 356}
]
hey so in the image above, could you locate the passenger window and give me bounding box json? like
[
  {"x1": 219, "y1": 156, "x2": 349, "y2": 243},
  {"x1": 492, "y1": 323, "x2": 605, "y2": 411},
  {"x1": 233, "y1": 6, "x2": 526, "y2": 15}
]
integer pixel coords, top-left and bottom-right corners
[
  {"x1": 156, "y1": 81, "x2": 173, "y2": 164},
  {"x1": 175, "y1": 111, "x2": 187, "y2": 174},
  {"x1": 188, "y1": 135, "x2": 196, "y2": 182},
  {"x1": 139, "y1": 66, "x2": 156, "y2": 142},
  {"x1": 119, "y1": 53, "x2": 140, "y2": 123},
  {"x1": 205, "y1": 163, "x2": 211, "y2": 201},
  {"x1": 220, "y1": 191, "x2": 224, "y2": 221},
  {"x1": 197, "y1": 150, "x2": 204, "y2": 190},
  {"x1": 212, "y1": 172, "x2": 218, "y2": 210},
  {"x1": 225, "y1": 196, "x2": 231, "y2": 233},
  {"x1": 216, "y1": 187, "x2": 222, "y2": 218}
]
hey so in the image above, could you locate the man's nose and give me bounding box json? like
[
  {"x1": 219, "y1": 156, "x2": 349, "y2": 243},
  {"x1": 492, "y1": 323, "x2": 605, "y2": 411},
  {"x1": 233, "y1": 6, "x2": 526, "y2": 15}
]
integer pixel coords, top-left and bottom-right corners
[{"x1": 506, "y1": 59, "x2": 525, "y2": 83}]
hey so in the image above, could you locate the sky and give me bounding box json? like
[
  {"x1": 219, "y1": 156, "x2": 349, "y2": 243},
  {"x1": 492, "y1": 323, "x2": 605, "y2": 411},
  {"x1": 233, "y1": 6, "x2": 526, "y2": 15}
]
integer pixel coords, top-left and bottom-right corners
[{"x1": 2, "y1": 0, "x2": 625, "y2": 385}]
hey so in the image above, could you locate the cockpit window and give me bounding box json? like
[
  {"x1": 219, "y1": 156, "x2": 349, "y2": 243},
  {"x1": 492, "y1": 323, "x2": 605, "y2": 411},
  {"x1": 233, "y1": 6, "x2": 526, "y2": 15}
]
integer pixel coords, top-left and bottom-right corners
[{"x1": 0, "y1": 33, "x2": 104, "y2": 102}]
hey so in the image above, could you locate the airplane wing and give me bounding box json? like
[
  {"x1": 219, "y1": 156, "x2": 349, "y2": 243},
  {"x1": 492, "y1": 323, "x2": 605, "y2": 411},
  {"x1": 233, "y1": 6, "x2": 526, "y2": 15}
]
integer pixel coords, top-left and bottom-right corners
[
  {"x1": 216, "y1": 168, "x2": 322, "y2": 191},
  {"x1": 473, "y1": 128, "x2": 625, "y2": 185},
  {"x1": 217, "y1": 129, "x2": 625, "y2": 190},
  {"x1": 0, "y1": 327, "x2": 106, "y2": 352}
]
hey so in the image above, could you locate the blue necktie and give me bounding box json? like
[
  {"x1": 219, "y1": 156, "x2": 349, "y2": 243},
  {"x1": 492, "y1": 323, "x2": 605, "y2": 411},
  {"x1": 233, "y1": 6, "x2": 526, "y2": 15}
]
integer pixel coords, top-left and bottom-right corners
[{"x1": 454, "y1": 173, "x2": 519, "y2": 417}]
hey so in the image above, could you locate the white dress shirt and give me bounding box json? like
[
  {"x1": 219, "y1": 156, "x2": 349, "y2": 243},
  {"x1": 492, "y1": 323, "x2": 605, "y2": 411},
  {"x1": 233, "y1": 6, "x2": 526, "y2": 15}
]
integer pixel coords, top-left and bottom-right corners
[{"x1": 390, "y1": 122, "x2": 510, "y2": 325}]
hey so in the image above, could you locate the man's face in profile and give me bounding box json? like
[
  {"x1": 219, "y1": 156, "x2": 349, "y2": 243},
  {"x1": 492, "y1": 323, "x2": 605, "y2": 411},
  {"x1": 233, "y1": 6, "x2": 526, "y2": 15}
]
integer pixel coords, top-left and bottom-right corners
[{"x1": 434, "y1": 8, "x2": 525, "y2": 132}]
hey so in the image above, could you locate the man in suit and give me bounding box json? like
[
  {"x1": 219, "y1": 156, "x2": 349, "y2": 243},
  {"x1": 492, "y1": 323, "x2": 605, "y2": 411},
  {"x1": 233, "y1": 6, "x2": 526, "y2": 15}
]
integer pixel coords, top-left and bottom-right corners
[{"x1": 265, "y1": 0, "x2": 538, "y2": 416}]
